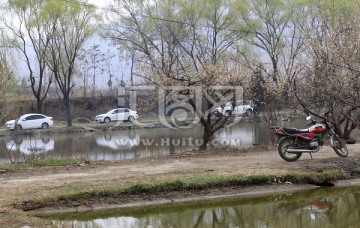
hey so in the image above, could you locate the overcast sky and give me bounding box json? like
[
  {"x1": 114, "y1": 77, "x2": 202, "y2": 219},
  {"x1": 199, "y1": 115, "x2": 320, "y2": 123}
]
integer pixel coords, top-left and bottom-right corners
[
  {"x1": 80, "y1": 0, "x2": 131, "y2": 89},
  {"x1": 3, "y1": 0, "x2": 130, "y2": 89},
  {"x1": 88, "y1": 0, "x2": 112, "y2": 9}
]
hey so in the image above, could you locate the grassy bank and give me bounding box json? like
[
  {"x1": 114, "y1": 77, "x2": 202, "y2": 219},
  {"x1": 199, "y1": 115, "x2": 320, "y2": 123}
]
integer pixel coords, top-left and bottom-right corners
[
  {"x1": 16, "y1": 168, "x2": 348, "y2": 212},
  {"x1": 1, "y1": 148, "x2": 360, "y2": 227},
  {"x1": 3, "y1": 153, "x2": 360, "y2": 213}
]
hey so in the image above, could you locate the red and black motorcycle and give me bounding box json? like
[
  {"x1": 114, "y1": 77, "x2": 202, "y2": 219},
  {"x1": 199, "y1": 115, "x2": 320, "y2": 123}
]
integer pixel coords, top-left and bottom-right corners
[{"x1": 272, "y1": 113, "x2": 348, "y2": 162}]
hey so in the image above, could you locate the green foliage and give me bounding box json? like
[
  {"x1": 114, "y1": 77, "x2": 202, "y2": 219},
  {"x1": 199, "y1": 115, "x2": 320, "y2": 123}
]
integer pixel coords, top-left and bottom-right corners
[
  {"x1": 27, "y1": 159, "x2": 89, "y2": 167},
  {"x1": 8, "y1": 0, "x2": 29, "y2": 10},
  {"x1": 297, "y1": 0, "x2": 360, "y2": 25},
  {"x1": 41, "y1": 0, "x2": 65, "y2": 18},
  {"x1": 0, "y1": 32, "x2": 20, "y2": 122},
  {"x1": 107, "y1": 0, "x2": 255, "y2": 79}
]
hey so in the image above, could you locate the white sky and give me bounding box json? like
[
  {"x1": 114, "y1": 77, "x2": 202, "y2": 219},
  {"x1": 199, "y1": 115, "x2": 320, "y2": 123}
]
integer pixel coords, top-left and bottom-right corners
[
  {"x1": 2, "y1": 0, "x2": 130, "y2": 89},
  {"x1": 87, "y1": 0, "x2": 112, "y2": 9},
  {"x1": 76, "y1": 0, "x2": 131, "y2": 89}
]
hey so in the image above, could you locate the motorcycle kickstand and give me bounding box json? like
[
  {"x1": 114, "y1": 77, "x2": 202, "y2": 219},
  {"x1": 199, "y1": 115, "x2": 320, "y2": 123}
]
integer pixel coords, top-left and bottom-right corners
[{"x1": 309, "y1": 152, "x2": 313, "y2": 159}]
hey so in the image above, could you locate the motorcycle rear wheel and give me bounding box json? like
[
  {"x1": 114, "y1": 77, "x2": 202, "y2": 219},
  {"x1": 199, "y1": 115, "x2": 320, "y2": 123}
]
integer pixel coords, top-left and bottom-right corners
[
  {"x1": 278, "y1": 137, "x2": 302, "y2": 162},
  {"x1": 331, "y1": 135, "x2": 348, "y2": 157}
]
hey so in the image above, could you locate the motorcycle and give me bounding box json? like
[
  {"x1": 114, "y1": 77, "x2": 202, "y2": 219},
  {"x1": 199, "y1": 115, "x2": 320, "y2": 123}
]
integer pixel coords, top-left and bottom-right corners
[{"x1": 272, "y1": 113, "x2": 348, "y2": 162}]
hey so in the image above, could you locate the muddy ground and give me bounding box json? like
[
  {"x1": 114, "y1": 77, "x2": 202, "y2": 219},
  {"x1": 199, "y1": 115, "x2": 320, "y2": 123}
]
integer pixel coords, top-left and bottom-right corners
[{"x1": 1, "y1": 144, "x2": 360, "y2": 227}]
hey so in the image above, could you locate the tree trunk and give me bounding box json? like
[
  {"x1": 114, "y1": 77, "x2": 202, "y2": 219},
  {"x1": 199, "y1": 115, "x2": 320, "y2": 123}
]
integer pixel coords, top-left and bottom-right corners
[
  {"x1": 199, "y1": 127, "x2": 212, "y2": 150},
  {"x1": 63, "y1": 97, "x2": 72, "y2": 127},
  {"x1": 342, "y1": 121, "x2": 355, "y2": 140},
  {"x1": 36, "y1": 98, "x2": 43, "y2": 114}
]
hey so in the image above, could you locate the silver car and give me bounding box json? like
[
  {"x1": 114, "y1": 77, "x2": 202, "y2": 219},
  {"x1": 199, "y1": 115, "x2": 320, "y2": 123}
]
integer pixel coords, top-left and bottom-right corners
[{"x1": 95, "y1": 108, "x2": 139, "y2": 123}]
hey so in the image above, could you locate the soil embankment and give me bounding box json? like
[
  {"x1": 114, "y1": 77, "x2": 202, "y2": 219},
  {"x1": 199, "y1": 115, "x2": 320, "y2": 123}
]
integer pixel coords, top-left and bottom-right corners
[{"x1": 1, "y1": 144, "x2": 360, "y2": 226}]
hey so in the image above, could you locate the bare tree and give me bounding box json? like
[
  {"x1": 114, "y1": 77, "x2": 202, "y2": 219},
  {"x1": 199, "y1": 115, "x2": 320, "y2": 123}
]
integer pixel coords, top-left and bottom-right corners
[
  {"x1": 78, "y1": 49, "x2": 91, "y2": 97},
  {"x1": 47, "y1": 1, "x2": 97, "y2": 126},
  {"x1": 245, "y1": 0, "x2": 307, "y2": 106},
  {"x1": 4, "y1": 0, "x2": 55, "y2": 113},
  {"x1": 295, "y1": 0, "x2": 360, "y2": 140},
  {"x1": 78, "y1": 45, "x2": 115, "y2": 97},
  {"x1": 104, "y1": 0, "x2": 254, "y2": 149}
]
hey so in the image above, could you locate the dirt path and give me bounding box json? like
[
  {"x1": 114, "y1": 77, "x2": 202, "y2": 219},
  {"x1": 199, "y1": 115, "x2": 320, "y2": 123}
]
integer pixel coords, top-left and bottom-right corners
[
  {"x1": 1, "y1": 144, "x2": 360, "y2": 226},
  {"x1": 3, "y1": 144, "x2": 360, "y2": 182}
]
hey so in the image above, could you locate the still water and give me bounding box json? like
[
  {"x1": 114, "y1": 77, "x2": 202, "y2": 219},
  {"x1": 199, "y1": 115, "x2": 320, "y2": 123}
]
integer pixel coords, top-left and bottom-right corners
[
  {"x1": 0, "y1": 120, "x2": 306, "y2": 164},
  {"x1": 48, "y1": 186, "x2": 360, "y2": 227},
  {"x1": 0, "y1": 122, "x2": 270, "y2": 164}
]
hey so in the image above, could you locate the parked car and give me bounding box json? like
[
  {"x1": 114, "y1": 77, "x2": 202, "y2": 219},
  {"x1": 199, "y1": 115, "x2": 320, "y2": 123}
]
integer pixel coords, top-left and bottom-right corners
[
  {"x1": 213, "y1": 100, "x2": 254, "y2": 116},
  {"x1": 95, "y1": 108, "x2": 139, "y2": 124},
  {"x1": 5, "y1": 114, "x2": 54, "y2": 130}
]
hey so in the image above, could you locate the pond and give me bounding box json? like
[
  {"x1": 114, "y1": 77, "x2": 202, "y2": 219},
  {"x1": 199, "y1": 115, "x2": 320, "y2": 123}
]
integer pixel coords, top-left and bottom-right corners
[
  {"x1": 45, "y1": 186, "x2": 360, "y2": 227},
  {"x1": 0, "y1": 120, "x2": 307, "y2": 164}
]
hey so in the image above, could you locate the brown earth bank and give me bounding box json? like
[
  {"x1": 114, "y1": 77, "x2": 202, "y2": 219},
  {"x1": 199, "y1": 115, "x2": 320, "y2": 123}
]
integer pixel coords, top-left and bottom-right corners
[{"x1": 1, "y1": 144, "x2": 360, "y2": 227}]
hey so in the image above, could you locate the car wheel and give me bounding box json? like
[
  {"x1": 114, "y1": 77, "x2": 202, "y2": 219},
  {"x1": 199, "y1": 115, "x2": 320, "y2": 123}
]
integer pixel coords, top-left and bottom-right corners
[
  {"x1": 104, "y1": 117, "x2": 111, "y2": 124},
  {"x1": 42, "y1": 123, "x2": 49, "y2": 129},
  {"x1": 17, "y1": 125, "x2": 22, "y2": 130},
  {"x1": 128, "y1": 116, "x2": 135, "y2": 122},
  {"x1": 246, "y1": 109, "x2": 253, "y2": 116}
]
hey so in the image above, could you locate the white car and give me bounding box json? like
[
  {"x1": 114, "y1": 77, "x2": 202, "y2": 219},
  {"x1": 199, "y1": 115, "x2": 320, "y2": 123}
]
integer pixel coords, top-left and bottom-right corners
[
  {"x1": 5, "y1": 114, "x2": 54, "y2": 130},
  {"x1": 214, "y1": 100, "x2": 254, "y2": 116},
  {"x1": 95, "y1": 108, "x2": 139, "y2": 124}
]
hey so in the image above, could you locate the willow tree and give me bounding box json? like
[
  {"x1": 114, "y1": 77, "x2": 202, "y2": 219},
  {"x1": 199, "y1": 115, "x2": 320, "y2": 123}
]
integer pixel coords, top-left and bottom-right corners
[
  {"x1": 244, "y1": 0, "x2": 308, "y2": 113},
  {"x1": 295, "y1": 0, "x2": 360, "y2": 140},
  {"x1": 104, "y1": 0, "x2": 256, "y2": 149},
  {"x1": 46, "y1": 0, "x2": 97, "y2": 126},
  {"x1": 4, "y1": 0, "x2": 55, "y2": 113},
  {"x1": 0, "y1": 31, "x2": 19, "y2": 122}
]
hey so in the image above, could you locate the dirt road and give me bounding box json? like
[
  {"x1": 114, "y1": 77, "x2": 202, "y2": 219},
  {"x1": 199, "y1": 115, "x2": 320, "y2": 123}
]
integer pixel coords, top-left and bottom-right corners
[
  {"x1": 1, "y1": 144, "x2": 360, "y2": 201},
  {"x1": 1, "y1": 144, "x2": 360, "y2": 226}
]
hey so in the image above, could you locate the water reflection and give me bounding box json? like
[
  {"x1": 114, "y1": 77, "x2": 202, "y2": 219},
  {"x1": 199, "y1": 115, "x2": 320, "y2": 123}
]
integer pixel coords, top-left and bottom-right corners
[
  {"x1": 214, "y1": 122, "x2": 271, "y2": 146},
  {"x1": 50, "y1": 186, "x2": 360, "y2": 228},
  {"x1": 0, "y1": 121, "x2": 298, "y2": 164},
  {"x1": 6, "y1": 137, "x2": 54, "y2": 154},
  {"x1": 96, "y1": 131, "x2": 140, "y2": 150},
  {"x1": 2, "y1": 136, "x2": 55, "y2": 162}
]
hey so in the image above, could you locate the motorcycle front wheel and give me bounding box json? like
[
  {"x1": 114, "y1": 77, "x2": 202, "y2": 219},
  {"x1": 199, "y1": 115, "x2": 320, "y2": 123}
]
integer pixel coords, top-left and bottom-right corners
[
  {"x1": 278, "y1": 137, "x2": 302, "y2": 162},
  {"x1": 331, "y1": 135, "x2": 348, "y2": 157}
]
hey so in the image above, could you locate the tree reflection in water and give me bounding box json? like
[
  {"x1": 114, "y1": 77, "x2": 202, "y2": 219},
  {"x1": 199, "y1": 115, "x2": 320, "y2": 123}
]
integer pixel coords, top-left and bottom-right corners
[{"x1": 51, "y1": 186, "x2": 360, "y2": 227}]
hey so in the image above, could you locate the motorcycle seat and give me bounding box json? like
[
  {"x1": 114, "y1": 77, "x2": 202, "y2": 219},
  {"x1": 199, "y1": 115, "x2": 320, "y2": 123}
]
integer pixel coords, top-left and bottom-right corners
[{"x1": 282, "y1": 127, "x2": 309, "y2": 134}]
